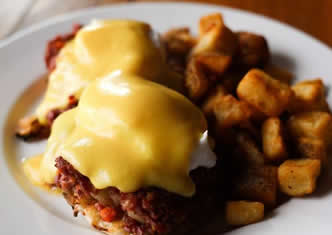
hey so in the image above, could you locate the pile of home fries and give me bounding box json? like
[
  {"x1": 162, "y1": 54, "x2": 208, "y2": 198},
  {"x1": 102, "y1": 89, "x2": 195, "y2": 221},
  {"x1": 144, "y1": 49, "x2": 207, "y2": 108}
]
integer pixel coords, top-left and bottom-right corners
[{"x1": 162, "y1": 13, "x2": 331, "y2": 227}]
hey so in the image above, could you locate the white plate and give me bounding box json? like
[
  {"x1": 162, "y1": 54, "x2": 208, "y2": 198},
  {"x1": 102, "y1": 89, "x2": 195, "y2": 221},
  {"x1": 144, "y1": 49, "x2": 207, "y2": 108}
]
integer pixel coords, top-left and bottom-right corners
[{"x1": 1, "y1": 2, "x2": 332, "y2": 235}]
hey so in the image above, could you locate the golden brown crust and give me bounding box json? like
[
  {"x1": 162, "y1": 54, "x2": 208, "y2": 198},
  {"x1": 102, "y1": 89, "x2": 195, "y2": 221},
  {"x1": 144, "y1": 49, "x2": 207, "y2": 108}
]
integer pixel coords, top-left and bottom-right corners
[
  {"x1": 16, "y1": 95, "x2": 78, "y2": 141},
  {"x1": 192, "y1": 13, "x2": 238, "y2": 57},
  {"x1": 195, "y1": 52, "x2": 232, "y2": 75},
  {"x1": 237, "y1": 69, "x2": 294, "y2": 117},
  {"x1": 16, "y1": 116, "x2": 50, "y2": 141}
]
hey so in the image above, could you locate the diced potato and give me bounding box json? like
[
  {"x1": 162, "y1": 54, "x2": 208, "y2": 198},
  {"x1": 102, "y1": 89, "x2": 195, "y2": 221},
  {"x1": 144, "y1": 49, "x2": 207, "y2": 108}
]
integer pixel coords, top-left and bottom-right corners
[
  {"x1": 237, "y1": 69, "x2": 294, "y2": 116},
  {"x1": 236, "y1": 32, "x2": 270, "y2": 68},
  {"x1": 262, "y1": 117, "x2": 288, "y2": 162},
  {"x1": 202, "y1": 85, "x2": 229, "y2": 116},
  {"x1": 195, "y1": 52, "x2": 232, "y2": 74},
  {"x1": 225, "y1": 201, "x2": 264, "y2": 226},
  {"x1": 185, "y1": 56, "x2": 210, "y2": 100},
  {"x1": 296, "y1": 137, "x2": 327, "y2": 167},
  {"x1": 232, "y1": 166, "x2": 278, "y2": 207},
  {"x1": 191, "y1": 13, "x2": 238, "y2": 56},
  {"x1": 235, "y1": 132, "x2": 265, "y2": 166},
  {"x1": 287, "y1": 111, "x2": 332, "y2": 146},
  {"x1": 263, "y1": 64, "x2": 293, "y2": 84},
  {"x1": 289, "y1": 79, "x2": 330, "y2": 113},
  {"x1": 213, "y1": 95, "x2": 252, "y2": 129},
  {"x1": 198, "y1": 13, "x2": 223, "y2": 36},
  {"x1": 278, "y1": 159, "x2": 321, "y2": 196},
  {"x1": 162, "y1": 27, "x2": 197, "y2": 56},
  {"x1": 292, "y1": 79, "x2": 325, "y2": 102}
]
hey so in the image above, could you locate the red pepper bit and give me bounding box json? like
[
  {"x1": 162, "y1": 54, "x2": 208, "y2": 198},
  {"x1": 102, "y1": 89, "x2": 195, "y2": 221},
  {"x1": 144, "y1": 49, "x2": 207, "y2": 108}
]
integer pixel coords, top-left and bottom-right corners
[
  {"x1": 100, "y1": 207, "x2": 117, "y2": 222},
  {"x1": 94, "y1": 202, "x2": 105, "y2": 211}
]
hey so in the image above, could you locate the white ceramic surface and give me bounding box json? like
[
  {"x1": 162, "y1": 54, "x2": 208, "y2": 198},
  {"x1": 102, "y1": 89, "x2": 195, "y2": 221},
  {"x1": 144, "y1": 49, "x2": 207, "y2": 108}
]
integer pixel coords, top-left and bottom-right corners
[{"x1": 1, "y1": 3, "x2": 332, "y2": 235}]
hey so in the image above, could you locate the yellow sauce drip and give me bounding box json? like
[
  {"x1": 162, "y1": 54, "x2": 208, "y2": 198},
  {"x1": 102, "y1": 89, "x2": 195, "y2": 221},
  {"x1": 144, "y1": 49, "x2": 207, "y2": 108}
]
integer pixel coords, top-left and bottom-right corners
[
  {"x1": 24, "y1": 19, "x2": 207, "y2": 197},
  {"x1": 23, "y1": 155, "x2": 61, "y2": 194}
]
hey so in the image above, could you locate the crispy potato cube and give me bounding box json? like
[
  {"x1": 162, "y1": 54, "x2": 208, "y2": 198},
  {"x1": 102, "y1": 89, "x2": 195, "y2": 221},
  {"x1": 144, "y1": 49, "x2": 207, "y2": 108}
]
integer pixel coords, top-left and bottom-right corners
[
  {"x1": 262, "y1": 117, "x2": 288, "y2": 162},
  {"x1": 225, "y1": 201, "x2": 264, "y2": 226},
  {"x1": 195, "y1": 52, "x2": 232, "y2": 74},
  {"x1": 191, "y1": 13, "x2": 238, "y2": 56},
  {"x1": 236, "y1": 32, "x2": 270, "y2": 68},
  {"x1": 287, "y1": 111, "x2": 332, "y2": 146},
  {"x1": 237, "y1": 69, "x2": 293, "y2": 116},
  {"x1": 185, "y1": 57, "x2": 210, "y2": 100},
  {"x1": 202, "y1": 85, "x2": 229, "y2": 116},
  {"x1": 235, "y1": 132, "x2": 265, "y2": 166},
  {"x1": 278, "y1": 159, "x2": 321, "y2": 196},
  {"x1": 162, "y1": 27, "x2": 197, "y2": 56},
  {"x1": 289, "y1": 79, "x2": 330, "y2": 113},
  {"x1": 293, "y1": 79, "x2": 325, "y2": 102},
  {"x1": 263, "y1": 64, "x2": 293, "y2": 84},
  {"x1": 296, "y1": 137, "x2": 327, "y2": 166},
  {"x1": 213, "y1": 95, "x2": 252, "y2": 129},
  {"x1": 198, "y1": 13, "x2": 223, "y2": 36},
  {"x1": 232, "y1": 166, "x2": 278, "y2": 207}
]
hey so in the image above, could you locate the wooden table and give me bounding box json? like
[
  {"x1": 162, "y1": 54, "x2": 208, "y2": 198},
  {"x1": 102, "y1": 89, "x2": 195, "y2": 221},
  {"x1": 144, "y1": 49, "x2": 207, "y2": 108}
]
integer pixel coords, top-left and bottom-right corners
[{"x1": 100, "y1": 0, "x2": 332, "y2": 48}]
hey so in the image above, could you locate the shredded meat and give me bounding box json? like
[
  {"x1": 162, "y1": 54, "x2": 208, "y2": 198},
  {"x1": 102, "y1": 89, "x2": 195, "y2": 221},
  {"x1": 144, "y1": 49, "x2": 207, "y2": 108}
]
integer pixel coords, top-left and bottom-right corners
[
  {"x1": 45, "y1": 24, "x2": 82, "y2": 72},
  {"x1": 55, "y1": 157, "x2": 219, "y2": 235}
]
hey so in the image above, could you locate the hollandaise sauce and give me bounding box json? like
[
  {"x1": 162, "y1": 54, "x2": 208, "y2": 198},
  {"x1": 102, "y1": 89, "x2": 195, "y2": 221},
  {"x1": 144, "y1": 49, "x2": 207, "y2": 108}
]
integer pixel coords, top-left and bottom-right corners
[
  {"x1": 36, "y1": 20, "x2": 182, "y2": 125},
  {"x1": 24, "y1": 19, "x2": 212, "y2": 197},
  {"x1": 23, "y1": 154, "x2": 61, "y2": 194}
]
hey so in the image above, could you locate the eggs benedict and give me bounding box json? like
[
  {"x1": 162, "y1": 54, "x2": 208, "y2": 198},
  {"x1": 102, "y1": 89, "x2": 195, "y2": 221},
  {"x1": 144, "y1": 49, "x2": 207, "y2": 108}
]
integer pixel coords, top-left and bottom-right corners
[
  {"x1": 16, "y1": 19, "x2": 182, "y2": 139},
  {"x1": 23, "y1": 19, "x2": 218, "y2": 235}
]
